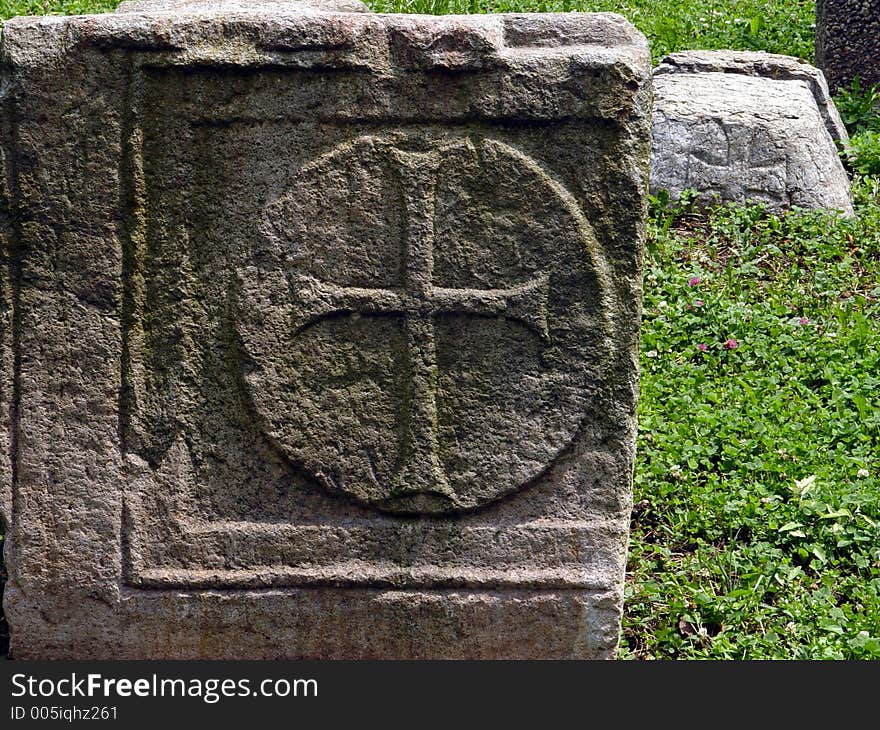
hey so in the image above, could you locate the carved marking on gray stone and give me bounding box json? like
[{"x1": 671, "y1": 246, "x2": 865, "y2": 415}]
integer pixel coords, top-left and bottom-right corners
[
  {"x1": 238, "y1": 135, "x2": 605, "y2": 514},
  {"x1": 651, "y1": 65, "x2": 853, "y2": 213}
]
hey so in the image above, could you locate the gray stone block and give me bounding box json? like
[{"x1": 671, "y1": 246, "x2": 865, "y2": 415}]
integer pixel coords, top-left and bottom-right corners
[
  {"x1": 0, "y1": 2, "x2": 651, "y2": 658},
  {"x1": 651, "y1": 51, "x2": 853, "y2": 214},
  {"x1": 816, "y1": 0, "x2": 880, "y2": 93}
]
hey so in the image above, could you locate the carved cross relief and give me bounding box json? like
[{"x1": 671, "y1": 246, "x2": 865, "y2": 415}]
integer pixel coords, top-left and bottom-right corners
[{"x1": 237, "y1": 135, "x2": 606, "y2": 514}]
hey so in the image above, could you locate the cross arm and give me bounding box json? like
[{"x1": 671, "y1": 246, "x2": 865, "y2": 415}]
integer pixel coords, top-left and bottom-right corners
[
  {"x1": 430, "y1": 273, "x2": 550, "y2": 341},
  {"x1": 291, "y1": 275, "x2": 406, "y2": 332}
]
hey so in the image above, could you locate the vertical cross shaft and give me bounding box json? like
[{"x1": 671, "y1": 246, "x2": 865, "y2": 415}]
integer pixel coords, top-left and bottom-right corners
[{"x1": 389, "y1": 149, "x2": 454, "y2": 502}]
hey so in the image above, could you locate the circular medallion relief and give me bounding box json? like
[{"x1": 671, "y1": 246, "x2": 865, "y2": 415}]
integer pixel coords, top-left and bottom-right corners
[{"x1": 237, "y1": 135, "x2": 613, "y2": 514}]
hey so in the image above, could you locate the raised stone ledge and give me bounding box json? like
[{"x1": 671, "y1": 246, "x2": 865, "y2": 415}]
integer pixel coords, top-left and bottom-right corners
[
  {"x1": 654, "y1": 50, "x2": 849, "y2": 145},
  {"x1": 115, "y1": 0, "x2": 372, "y2": 12}
]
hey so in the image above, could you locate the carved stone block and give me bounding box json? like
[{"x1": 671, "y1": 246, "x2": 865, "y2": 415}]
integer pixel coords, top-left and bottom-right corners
[{"x1": 0, "y1": 3, "x2": 651, "y2": 658}]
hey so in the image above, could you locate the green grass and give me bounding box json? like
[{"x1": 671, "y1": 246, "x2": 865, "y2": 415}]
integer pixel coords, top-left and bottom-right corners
[
  {"x1": 0, "y1": 0, "x2": 117, "y2": 17},
  {"x1": 1, "y1": 0, "x2": 879, "y2": 660},
  {"x1": 624, "y1": 183, "x2": 880, "y2": 659}
]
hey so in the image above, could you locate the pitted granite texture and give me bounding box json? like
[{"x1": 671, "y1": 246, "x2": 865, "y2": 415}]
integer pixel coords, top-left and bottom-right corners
[
  {"x1": 651, "y1": 50, "x2": 853, "y2": 215},
  {"x1": 0, "y1": 3, "x2": 651, "y2": 659},
  {"x1": 816, "y1": 0, "x2": 880, "y2": 92}
]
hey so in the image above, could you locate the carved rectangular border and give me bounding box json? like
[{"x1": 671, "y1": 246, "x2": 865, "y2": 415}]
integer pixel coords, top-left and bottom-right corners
[{"x1": 117, "y1": 60, "x2": 622, "y2": 594}]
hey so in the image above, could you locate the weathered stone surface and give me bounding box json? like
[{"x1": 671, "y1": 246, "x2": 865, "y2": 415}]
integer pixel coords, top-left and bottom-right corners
[
  {"x1": 116, "y1": 0, "x2": 370, "y2": 13},
  {"x1": 816, "y1": 0, "x2": 880, "y2": 93},
  {"x1": 651, "y1": 51, "x2": 853, "y2": 214},
  {"x1": 0, "y1": 5, "x2": 651, "y2": 658}
]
